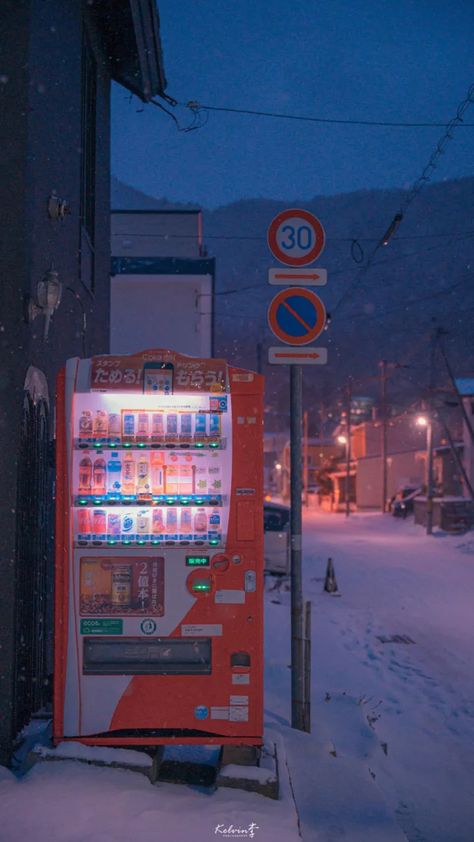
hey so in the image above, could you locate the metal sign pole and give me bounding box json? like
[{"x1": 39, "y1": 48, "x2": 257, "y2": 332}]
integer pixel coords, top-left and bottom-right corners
[{"x1": 290, "y1": 364, "x2": 304, "y2": 730}]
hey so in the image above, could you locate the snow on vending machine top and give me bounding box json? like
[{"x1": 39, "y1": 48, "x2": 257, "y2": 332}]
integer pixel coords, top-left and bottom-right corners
[{"x1": 54, "y1": 350, "x2": 264, "y2": 747}]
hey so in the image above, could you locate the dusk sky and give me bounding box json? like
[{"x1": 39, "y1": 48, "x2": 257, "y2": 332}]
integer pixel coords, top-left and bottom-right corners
[{"x1": 111, "y1": 0, "x2": 474, "y2": 208}]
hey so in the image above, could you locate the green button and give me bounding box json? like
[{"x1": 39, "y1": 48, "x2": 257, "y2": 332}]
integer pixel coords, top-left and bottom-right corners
[{"x1": 80, "y1": 618, "x2": 123, "y2": 635}]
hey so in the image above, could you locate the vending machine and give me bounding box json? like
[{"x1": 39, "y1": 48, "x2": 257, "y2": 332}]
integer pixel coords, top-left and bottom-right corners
[{"x1": 54, "y1": 350, "x2": 264, "y2": 747}]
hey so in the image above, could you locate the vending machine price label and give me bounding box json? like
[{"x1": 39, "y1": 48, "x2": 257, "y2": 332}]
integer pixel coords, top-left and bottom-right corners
[{"x1": 80, "y1": 618, "x2": 123, "y2": 635}]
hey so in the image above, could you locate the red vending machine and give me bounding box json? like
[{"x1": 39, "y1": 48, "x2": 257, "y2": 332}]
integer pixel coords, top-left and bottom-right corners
[{"x1": 54, "y1": 350, "x2": 264, "y2": 747}]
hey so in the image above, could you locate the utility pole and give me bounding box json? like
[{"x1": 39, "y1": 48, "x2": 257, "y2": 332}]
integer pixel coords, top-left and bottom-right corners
[
  {"x1": 426, "y1": 330, "x2": 438, "y2": 535},
  {"x1": 380, "y1": 360, "x2": 388, "y2": 513},
  {"x1": 290, "y1": 365, "x2": 304, "y2": 730},
  {"x1": 303, "y1": 410, "x2": 309, "y2": 507},
  {"x1": 345, "y1": 379, "x2": 352, "y2": 517}
]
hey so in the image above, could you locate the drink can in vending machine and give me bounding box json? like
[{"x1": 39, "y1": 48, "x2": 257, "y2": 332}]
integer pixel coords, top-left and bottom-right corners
[
  {"x1": 136, "y1": 509, "x2": 151, "y2": 541},
  {"x1": 111, "y1": 565, "x2": 132, "y2": 607},
  {"x1": 107, "y1": 512, "x2": 121, "y2": 540},
  {"x1": 166, "y1": 508, "x2": 178, "y2": 538},
  {"x1": 121, "y1": 512, "x2": 136, "y2": 543},
  {"x1": 92, "y1": 509, "x2": 107, "y2": 543},
  {"x1": 180, "y1": 508, "x2": 193, "y2": 539},
  {"x1": 77, "y1": 508, "x2": 92, "y2": 544}
]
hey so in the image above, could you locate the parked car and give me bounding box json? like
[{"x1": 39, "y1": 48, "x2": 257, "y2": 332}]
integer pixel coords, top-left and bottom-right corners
[
  {"x1": 390, "y1": 486, "x2": 422, "y2": 518},
  {"x1": 264, "y1": 501, "x2": 290, "y2": 574}
]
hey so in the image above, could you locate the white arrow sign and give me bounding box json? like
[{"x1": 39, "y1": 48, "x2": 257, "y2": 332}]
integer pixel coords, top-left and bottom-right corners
[
  {"x1": 268, "y1": 346, "x2": 328, "y2": 365},
  {"x1": 268, "y1": 267, "x2": 327, "y2": 286}
]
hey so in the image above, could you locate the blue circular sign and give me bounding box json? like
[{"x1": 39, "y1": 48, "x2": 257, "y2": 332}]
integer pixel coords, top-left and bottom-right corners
[{"x1": 268, "y1": 287, "x2": 326, "y2": 346}]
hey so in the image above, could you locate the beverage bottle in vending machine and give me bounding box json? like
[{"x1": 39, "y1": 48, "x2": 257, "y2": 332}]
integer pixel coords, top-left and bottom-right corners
[
  {"x1": 78, "y1": 456, "x2": 92, "y2": 493},
  {"x1": 151, "y1": 412, "x2": 164, "y2": 442},
  {"x1": 208, "y1": 508, "x2": 221, "y2": 541},
  {"x1": 136, "y1": 412, "x2": 149, "y2": 441},
  {"x1": 194, "y1": 508, "x2": 208, "y2": 534},
  {"x1": 180, "y1": 413, "x2": 192, "y2": 440},
  {"x1": 166, "y1": 414, "x2": 178, "y2": 442},
  {"x1": 93, "y1": 410, "x2": 108, "y2": 439},
  {"x1": 209, "y1": 414, "x2": 221, "y2": 437},
  {"x1": 108, "y1": 413, "x2": 121, "y2": 442},
  {"x1": 122, "y1": 453, "x2": 137, "y2": 495},
  {"x1": 152, "y1": 508, "x2": 165, "y2": 537},
  {"x1": 194, "y1": 413, "x2": 207, "y2": 438},
  {"x1": 92, "y1": 457, "x2": 107, "y2": 496},
  {"x1": 106, "y1": 452, "x2": 122, "y2": 497},
  {"x1": 194, "y1": 453, "x2": 208, "y2": 493},
  {"x1": 165, "y1": 453, "x2": 179, "y2": 494},
  {"x1": 208, "y1": 456, "x2": 222, "y2": 493},
  {"x1": 79, "y1": 410, "x2": 93, "y2": 439},
  {"x1": 136, "y1": 454, "x2": 151, "y2": 496},
  {"x1": 150, "y1": 452, "x2": 164, "y2": 494},
  {"x1": 178, "y1": 455, "x2": 194, "y2": 496},
  {"x1": 122, "y1": 412, "x2": 135, "y2": 442}
]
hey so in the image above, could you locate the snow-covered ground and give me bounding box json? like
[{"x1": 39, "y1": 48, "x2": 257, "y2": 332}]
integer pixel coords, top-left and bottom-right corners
[{"x1": 1, "y1": 511, "x2": 473, "y2": 841}]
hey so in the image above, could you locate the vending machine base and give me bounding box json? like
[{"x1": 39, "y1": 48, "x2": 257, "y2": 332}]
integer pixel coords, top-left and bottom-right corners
[{"x1": 31, "y1": 739, "x2": 279, "y2": 799}]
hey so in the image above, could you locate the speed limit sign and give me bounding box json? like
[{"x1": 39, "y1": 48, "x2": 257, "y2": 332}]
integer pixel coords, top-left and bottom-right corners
[{"x1": 267, "y1": 208, "x2": 325, "y2": 266}]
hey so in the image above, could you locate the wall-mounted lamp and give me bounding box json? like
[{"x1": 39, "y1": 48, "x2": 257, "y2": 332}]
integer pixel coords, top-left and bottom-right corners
[{"x1": 25, "y1": 269, "x2": 63, "y2": 340}]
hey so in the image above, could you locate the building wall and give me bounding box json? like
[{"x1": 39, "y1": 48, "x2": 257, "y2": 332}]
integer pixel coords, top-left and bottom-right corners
[
  {"x1": 0, "y1": 0, "x2": 111, "y2": 763},
  {"x1": 356, "y1": 450, "x2": 425, "y2": 509}
]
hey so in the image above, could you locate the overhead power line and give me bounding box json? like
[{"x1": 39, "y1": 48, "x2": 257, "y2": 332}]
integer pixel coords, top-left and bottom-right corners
[
  {"x1": 330, "y1": 81, "x2": 474, "y2": 316},
  {"x1": 184, "y1": 101, "x2": 474, "y2": 129}
]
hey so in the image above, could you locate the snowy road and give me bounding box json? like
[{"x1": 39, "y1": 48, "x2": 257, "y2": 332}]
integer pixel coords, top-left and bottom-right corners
[
  {"x1": 1, "y1": 511, "x2": 473, "y2": 841},
  {"x1": 265, "y1": 510, "x2": 474, "y2": 842}
]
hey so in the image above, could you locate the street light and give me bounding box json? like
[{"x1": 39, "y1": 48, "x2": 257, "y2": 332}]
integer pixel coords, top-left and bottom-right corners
[
  {"x1": 416, "y1": 414, "x2": 434, "y2": 535},
  {"x1": 337, "y1": 435, "x2": 350, "y2": 517}
]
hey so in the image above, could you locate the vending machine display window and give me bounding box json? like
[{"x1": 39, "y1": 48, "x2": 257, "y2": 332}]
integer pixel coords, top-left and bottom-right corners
[{"x1": 80, "y1": 557, "x2": 164, "y2": 616}]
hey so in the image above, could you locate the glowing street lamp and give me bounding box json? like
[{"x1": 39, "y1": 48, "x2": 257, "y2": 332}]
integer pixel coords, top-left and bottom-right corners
[{"x1": 416, "y1": 413, "x2": 434, "y2": 535}]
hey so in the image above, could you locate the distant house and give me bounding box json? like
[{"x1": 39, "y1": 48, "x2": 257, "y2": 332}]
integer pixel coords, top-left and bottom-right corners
[
  {"x1": 454, "y1": 378, "x2": 474, "y2": 495},
  {"x1": 0, "y1": 0, "x2": 166, "y2": 765}
]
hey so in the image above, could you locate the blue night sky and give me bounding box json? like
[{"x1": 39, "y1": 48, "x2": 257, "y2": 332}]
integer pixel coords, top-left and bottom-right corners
[{"x1": 111, "y1": 0, "x2": 474, "y2": 208}]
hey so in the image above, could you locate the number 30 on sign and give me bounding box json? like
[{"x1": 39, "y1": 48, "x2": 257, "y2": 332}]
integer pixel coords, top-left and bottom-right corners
[{"x1": 267, "y1": 208, "x2": 325, "y2": 267}]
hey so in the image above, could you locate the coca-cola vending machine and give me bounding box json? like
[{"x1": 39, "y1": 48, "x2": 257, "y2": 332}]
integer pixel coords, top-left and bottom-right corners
[{"x1": 54, "y1": 350, "x2": 264, "y2": 747}]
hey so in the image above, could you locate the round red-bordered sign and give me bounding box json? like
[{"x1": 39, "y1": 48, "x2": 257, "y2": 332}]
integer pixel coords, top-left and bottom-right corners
[
  {"x1": 267, "y1": 208, "x2": 325, "y2": 266},
  {"x1": 267, "y1": 287, "x2": 326, "y2": 346}
]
